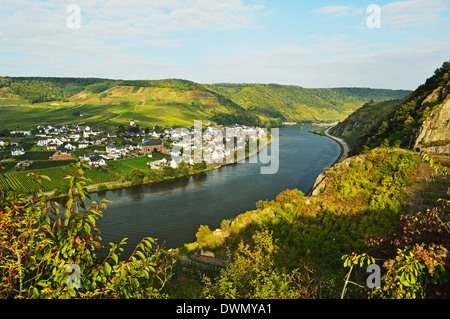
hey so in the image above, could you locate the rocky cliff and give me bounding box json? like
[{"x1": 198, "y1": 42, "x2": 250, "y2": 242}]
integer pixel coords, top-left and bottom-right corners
[
  {"x1": 309, "y1": 155, "x2": 364, "y2": 197},
  {"x1": 410, "y1": 80, "x2": 450, "y2": 155}
]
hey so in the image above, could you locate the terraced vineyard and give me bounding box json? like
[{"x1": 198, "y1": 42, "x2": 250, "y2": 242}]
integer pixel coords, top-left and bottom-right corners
[
  {"x1": 0, "y1": 172, "x2": 34, "y2": 194},
  {"x1": 1, "y1": 166, "x2": 119, "y2": 194}
]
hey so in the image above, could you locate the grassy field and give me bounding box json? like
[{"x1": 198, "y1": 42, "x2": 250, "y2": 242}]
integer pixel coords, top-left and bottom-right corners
[
  {"x1": 1, "y1": 165, "x2": 119, "y2": 193},
  {"x1": 108, "y1": 154, "x2": 170, "y2": 173},
  {"x1": 0, "y1": 86, "x2": 226, "y2": 130}
]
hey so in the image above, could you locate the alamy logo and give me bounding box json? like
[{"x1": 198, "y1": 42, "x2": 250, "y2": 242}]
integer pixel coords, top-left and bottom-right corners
[
  {"x1": 66, "y1": 264, "x2": 81, "y2": 289},
  {"x1": 66, "y1": 4, "x2": 81, "y2": 29},
  {"x1": 366, "y1": 264, "x2": 381, "y2": 289},
  {"x1": 367, "y1": 4, "x2": 381, "y2": 29}
]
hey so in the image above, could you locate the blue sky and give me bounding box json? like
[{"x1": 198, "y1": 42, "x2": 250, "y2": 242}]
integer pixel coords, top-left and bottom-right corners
[{"x1": 0, "y1": 0, "x2": 449, "y2": 89}]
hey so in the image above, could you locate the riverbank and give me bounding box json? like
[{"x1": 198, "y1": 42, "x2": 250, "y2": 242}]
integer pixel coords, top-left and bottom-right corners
[
  {"x1": 306, "y1": 126, "x2": 351, "y2": 196},
  {"x1": 87, "y1": 125, "x2": 342, "y2": 261},
  {"x1": 310, "y1": 126, "x2": 350, "y2": 163},
  {"x1": 220, "y1": 136, "x2": 273, "y2": 167},
  {"x1": 324, "y1": 127, "x2": 350, "y2": 163},
  {"x1": 31, "y1": 136, "x2": 273, "y2": 200}
]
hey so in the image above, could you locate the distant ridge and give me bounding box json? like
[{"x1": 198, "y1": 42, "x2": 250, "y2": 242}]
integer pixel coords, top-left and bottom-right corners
[
  {"x1": 207, "y1": 83, "x2": 411, "y2": 125},
  {"x1": 330, "y1": 60, "x2": 450, "y2": 155},
  {"x1": 0, "y1": 76, "x2": 410, "y2": 129}
]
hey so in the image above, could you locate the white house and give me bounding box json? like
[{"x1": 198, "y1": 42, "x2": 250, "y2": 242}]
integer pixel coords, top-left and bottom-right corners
[
  {"x1": 106, "y1": 144, "x2": 125, "y2": 159},
  {"x1": 211, "y1": 150, "x2": 222, "y2": 162},
  {"x1": 106, "y1": 144, "x2": 116, "y2": 154},
  {"x1": 37, "y1": 137, "x2": 49, "y2": 147},
  {"x1": 11, "y1": 146, "x2": 25, "y2": 156},
  {"x1": 70, "y1": 133, "x2": 81, "y2": 141},
  {"x1": 147, "y1": 158, "x2": 169, "y2": 169},
  {"x1": 64, "y1": 143, "x2": 76, "y2": 151},
  {"x1": 52, "y1": 138, "x2": 64, "y2": 146},
  {"x1": 170, "y1": 159, "x2": 178, "y2": 169},
  {"x1": 88, "y1": 156, "x2": 106, "y2": 167}
]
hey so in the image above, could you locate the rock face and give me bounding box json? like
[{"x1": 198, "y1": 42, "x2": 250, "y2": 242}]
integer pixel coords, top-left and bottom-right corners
[
  {"x1": 309, "y1": 156, "x2": 364, "y2": 196},
  {"x1": 411, "y1": 81, "x2": 450, "y2": 155}
]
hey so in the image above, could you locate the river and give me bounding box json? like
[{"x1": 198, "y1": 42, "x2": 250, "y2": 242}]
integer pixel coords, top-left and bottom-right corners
[{"x1": 91, "y1": 126, "x2": 340, "y2": 256}]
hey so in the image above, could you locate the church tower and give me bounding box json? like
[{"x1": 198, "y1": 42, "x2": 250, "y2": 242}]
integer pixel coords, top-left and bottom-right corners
[{"x1": 130, "y1": 115, "x2": 135, "y2": 128}]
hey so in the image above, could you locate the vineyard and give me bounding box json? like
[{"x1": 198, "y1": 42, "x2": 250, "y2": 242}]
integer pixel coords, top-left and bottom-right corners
[
  {"x1": 15, "y1": 151, "x2": 54, "y2": 161},
  {"x1": 0, "y1": 166, "x2": 120, "y2": 194},
  {"x1": 26, "y1": 160, "x2": 76, "y2": 170},
  {"x1": 0, "y1": 172, "x2": 34, "y2": 194},
  {"x1": 0, "y1": 159, "x2": 76, "y2": 173}
]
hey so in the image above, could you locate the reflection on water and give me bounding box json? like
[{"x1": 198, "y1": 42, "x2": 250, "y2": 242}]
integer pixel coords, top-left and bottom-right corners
[{"x1": 90, "y1": 126, "x2": 341, "y2": 257}]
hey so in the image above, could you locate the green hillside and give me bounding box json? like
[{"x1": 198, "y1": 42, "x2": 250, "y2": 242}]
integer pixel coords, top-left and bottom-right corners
[
  {"x1": 208, "y1": 83, "x2": 411, "y2": 125},
  {"x1": 330, "y1": 61, "x2": 450, "y2": 154},
  {"x1": 0, "y1": 78, "x2": 260, "y2": 129},
  {"x1": 328, "y1": 99, "x2": 404, "y2": 154},
  {"x1": 0, "y1": 77, "x2": 411, "y2": 130}
]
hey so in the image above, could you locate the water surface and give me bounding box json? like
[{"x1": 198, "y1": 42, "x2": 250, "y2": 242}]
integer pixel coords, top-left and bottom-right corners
[{"x1": 92, "y1": 126, "x2": 340, "y2": 255}]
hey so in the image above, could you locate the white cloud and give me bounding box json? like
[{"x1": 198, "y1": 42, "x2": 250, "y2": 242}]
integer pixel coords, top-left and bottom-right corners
[
  {"x1": 200, "y1": 38, "x2": 450, "y2": 89},
  {"x1": 313, "y1": 5, "x2": 362, "y2": 17},
  {"x1": 168, "y1": 0, "x2": 267, "y2": 30},
  {"x1": 0, "y1": 0, "x2": 267, "y2": 78},
  {"x1": 381, "y1": 0, "x2": 450, "y2": 28},
  {"x1": 1, "y1": 0, "x2": 448, "y2": 89},
  {"x1": 141, "y1": 38, "x2": 190, "y2": 48},
  {"x1": 312, "y1": 0, "x2": 449, "y2": 29},
  {"x1": 66, "y1": 0, "x2": 267, "y2": 33}
]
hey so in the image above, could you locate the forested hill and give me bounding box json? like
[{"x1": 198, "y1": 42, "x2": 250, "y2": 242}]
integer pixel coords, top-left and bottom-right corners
[
  {"x1": 0, "y1": 77, "x2": 260, "y2": 129},
  {"x1": 330, "y1": 61, "x2": 450, "y2": 155},
  {"x1": 207, "y1": 83, "x2": 411, "y2": 125},
  {"x1": 1, "y1": 76, "x2": 410, "y2": 129}
]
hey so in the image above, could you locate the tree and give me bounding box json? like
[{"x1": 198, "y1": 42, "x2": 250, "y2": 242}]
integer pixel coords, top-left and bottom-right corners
[
  {"x1": 117, "y1": 125, "x2": 126, "y2": 134},
  {"x1": 177, "y1": 161, "x2": 190, "y2": 176},
  {"x1": 202, "y1": 230, "x2": 319, "y2": 299},
  {"x1": 342, "y1": 152, "x2": 450, "y2": 299},
  {"x1": 163, "y1": 166, "x2": 175, "y2": 178},
  {"x1": 0, "y1": 162, "x2": 176, "y2": 299},
  {"x1": 126, "y1": 169, "x2": 146, "y2": 186},
  {"x1": 194, "y1": 160, "x2": 207, "y2": 171}
]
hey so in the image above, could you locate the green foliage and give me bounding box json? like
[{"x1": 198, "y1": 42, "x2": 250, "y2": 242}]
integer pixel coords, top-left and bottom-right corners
[
  {"x1": 375, "y1": 243, "x2": 449, "y2": 299},
  {"x1": 193, "y1": 149, "x2": 420, "y2": 298},
  {"x1": 120, "y1": 79, "x2": 205, "y2": 92},
  {"x1": 343, "y1": 152, "x2": 450, "y2": 299},
  {"x1": 202, "y1": 230, "x2": 318, "y2": 299},
  {"x1": 364, "y1": 199, "x2": 450, "y2": 299},
  {"x1": 0, "y1": 162, "x2": 176, "y2": 299},
  {"x1": 0, "y1": 165, "x2": 117, "y2": 195},
  {"x1": 97, "y1": 184, "x2": 107, "y2": 192},
  {"x1": 331, "y1": 60, "x2": 450, "y2": 154},
  {"x1": 85, "y1": 80, "x2": 119, "y2": 94},
  {"x1": 126, "y1": 169, "x2": 146, "y2": 186},
  {"x1": 419, "y1": 150, "x2": 448, "y2": 175},
  {"x1": 4, "y1": 77, "x2": 112, "y2": 104},
  {"x1": 9, "y1": 80, "x2": 65, "y2": 104},
  {"x1": 209, "y1": 83, "x2": 411, "y2": 125}
]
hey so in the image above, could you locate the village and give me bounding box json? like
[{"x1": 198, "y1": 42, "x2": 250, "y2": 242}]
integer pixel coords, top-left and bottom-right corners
[{"x1": 0, "y1": 116, "x2": 269, "y2": 173}]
